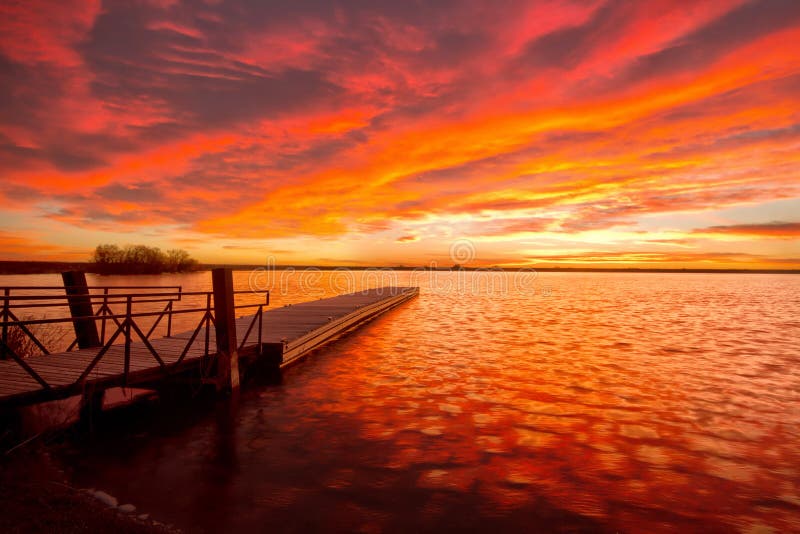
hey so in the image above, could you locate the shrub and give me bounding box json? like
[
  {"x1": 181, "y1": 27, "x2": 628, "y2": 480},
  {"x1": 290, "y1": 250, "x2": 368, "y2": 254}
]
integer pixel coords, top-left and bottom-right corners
[{"x1": 90, "y1": 244, "x2": 199, "y2": 274}]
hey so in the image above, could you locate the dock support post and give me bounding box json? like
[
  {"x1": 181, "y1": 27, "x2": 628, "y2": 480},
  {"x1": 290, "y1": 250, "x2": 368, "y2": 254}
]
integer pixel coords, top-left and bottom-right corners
[
  {"x1": 212, "y1": 268, "x2": 240, "y2": 392},
  {"x1": 78, "y1": 388, "x2": 104, "y2": 430},
  {"x1": 61, "y1": 271, "x2": 100, "y2": 349}
]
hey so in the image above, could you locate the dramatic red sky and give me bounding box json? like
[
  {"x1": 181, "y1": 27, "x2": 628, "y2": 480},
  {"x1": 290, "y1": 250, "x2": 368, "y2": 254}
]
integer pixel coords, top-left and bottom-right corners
[{"x1": 1, "y1": 0, "x2": 799, "y2": 268}]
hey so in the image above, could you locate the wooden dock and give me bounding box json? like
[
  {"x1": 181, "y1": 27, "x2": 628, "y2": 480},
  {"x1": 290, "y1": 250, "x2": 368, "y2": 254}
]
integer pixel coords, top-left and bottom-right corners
[{"x1": 0, "y1": 276, "x2": 418, "y2": 410}]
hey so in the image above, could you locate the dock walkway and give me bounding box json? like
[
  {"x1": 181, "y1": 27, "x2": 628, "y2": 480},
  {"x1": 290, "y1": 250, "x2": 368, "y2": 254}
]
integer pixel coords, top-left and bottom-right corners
[{"x1": 0, "y1": 285, "x2": 418, "y2": 408}]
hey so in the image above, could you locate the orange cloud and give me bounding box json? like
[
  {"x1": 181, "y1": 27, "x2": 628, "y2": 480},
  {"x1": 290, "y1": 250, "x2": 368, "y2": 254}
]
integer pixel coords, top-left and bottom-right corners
[{"x1": 0, "y1": 230, "x2": 88, "y2": 261}]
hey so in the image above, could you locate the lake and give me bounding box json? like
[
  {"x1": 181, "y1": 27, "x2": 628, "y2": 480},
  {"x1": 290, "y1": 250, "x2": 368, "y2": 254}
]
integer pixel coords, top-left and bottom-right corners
[{"x1": 3, "y1": 270, "x2": 799, "y2": 532}]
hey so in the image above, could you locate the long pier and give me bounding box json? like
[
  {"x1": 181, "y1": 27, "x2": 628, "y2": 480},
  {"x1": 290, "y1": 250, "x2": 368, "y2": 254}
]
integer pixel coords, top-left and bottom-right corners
[{"x1": 0, "y1": 269, "x2": 418, "y2": 411}]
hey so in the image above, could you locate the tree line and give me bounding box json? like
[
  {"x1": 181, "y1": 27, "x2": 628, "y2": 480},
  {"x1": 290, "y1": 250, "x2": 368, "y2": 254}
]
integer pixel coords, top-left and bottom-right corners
[{"x1": 91, "y1": 244, "x2": 199, "y2": 274}]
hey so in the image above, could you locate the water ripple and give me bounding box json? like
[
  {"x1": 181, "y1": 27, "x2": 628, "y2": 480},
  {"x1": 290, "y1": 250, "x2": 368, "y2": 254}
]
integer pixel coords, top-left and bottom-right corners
[{"x1": 46, "y1": 271, "x2": 800, "y2": 533}]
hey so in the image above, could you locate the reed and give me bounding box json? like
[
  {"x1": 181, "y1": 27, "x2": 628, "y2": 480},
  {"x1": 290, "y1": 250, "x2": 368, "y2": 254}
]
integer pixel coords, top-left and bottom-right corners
[{"x1": 2, "y1": 317, "x2": 67, "y2": 359}]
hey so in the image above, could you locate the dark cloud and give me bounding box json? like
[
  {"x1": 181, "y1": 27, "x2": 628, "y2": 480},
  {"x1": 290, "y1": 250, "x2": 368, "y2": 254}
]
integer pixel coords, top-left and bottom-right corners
[
  {"x1": 0, "y1": 130, "x2": 116, "y2": 172},
  {"x1": 95, "y1": 182, "x2": 164, "y2": 202},
  {"x1": 47, "y1": 206, "x2": 142, "y2": 225},
  {"x1": 657, "y1": 74, "x2": 800, "y2": 122},
  {"x1": 75, "y1": 0, "x2": 492, "y2": 134},
  {"x1": 511, "y1": 0, "x2": 630, "y2": 72},
  {"x1": 509, "y1": 0, "x2": 800, "y2": 96},
  {"x1": 694, "y1": 221, "x2": 800, "y2": 237},
  {"x1": 644, "y1": 122, "x2": 800, "y2": 162},
  {"x1": 81, "y1": 2, "x2": 345, "y2": 128},
  {"x1": 0, "y1": 183, "x2": 41, "y2": 203},
  {"x1": 44, "y1": 146, "x2": 107, "y2": 172},
  {"x1": 0, "y1": 135, "x2": 40, "y2": 169},
  {"x1": 0, "y1": 53, "x2": 53, "y2": 129},
  {"x1": 418, "y1": 30, "x2": 490, "y2": 68},
  {"x1": 617, "y1": 0, "x2": 800, "y2": 87},
  {"x1": 723, "y1": 123, "x2": 800, "y2": 143},
  {"x1": 524, "y1": 250, "x2": 794, "y2": 264},
  {"x1": 273, "y1": 130, "x2": 369, "y2": 171}
]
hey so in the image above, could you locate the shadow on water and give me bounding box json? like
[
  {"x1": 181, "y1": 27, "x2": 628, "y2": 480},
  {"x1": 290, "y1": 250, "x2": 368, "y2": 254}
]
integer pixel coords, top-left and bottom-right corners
[{"x1": 46, "y1": 372, "x2": 613, "y2": 533}]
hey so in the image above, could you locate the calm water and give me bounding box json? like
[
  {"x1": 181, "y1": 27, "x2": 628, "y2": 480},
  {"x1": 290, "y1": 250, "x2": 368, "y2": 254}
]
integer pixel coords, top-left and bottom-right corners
[{"x1": 4, "y1": 271, "x2": 800, "y2": 532}]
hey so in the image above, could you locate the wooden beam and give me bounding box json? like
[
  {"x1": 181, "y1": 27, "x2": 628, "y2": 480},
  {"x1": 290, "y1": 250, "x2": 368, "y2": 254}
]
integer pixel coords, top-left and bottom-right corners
[
  {"x1": 212, "y1": 268, "x2": 239, "y2": 391},
  {"x1": 61, "y1": 271, "x2": 100, "y2": 349}
]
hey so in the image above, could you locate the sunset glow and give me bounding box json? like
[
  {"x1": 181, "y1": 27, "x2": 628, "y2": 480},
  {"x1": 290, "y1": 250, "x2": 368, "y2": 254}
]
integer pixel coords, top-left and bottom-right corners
[{"x1": 1, "y1": 0, "x2": 799, "y2": 268}]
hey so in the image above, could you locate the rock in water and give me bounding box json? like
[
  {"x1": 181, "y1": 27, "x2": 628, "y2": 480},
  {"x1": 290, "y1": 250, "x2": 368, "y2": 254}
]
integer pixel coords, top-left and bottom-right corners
[
  {"x1": 118, "y1": 503, "x2": 136, "y2": 513},
  {"x1": 93, "y1": 490, "x2": 118, "y2": 508}
]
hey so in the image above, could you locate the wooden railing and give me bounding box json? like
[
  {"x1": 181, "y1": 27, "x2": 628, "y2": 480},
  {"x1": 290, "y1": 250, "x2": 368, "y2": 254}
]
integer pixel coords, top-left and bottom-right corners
[{"x1": 0, "y1": 274, "x2": 268, "y2": 390}]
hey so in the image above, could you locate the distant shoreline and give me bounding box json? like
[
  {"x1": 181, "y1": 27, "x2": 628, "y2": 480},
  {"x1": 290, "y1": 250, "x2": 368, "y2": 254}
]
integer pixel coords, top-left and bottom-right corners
[{"x1": 0, "y1": 260, "x2": 797, "y2": 275}]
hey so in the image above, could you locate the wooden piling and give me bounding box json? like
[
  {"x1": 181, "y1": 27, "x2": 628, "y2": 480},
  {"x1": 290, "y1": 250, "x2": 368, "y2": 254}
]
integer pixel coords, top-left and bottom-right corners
[
  {"x1": 212, "y1": 268, "x2": 240, "y2": 392},
  {"x1": 78, "y1": 388, "x2": 104, "y2": 430},
  {"x1": 61, "y1": 271, "x2": 100, "y2": 349}
]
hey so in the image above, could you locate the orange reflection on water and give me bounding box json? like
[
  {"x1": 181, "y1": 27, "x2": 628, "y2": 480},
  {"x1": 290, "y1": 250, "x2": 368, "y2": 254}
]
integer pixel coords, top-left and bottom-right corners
[{"x1": 47, "y1": 271, "x2": 800, "y2": 532}]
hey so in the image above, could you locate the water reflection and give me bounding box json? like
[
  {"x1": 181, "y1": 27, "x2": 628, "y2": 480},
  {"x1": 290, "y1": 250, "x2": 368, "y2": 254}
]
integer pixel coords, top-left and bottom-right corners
[{"x1": 4, "y1": 271, "x2": 796, "y2": 532}]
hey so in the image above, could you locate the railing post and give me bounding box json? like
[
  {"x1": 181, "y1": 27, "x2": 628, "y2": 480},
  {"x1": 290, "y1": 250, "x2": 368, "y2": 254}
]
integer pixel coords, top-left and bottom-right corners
[
  {"x1": 100, "y1": 288, "x2": 108, "y2": 344},
  {"x1": 204, "y1": 293, "x2": 211, "y2": 356},
  {"x1": 1, "y1": 288, "x2": 9, "y2": 359},
  {"x1": 212, "y1": 268, "x2": 239, "y2": 391},
  {"x1": 62, "y1": 271, "x2": 100, "y2": 349},
  {"x1": 123, "y1": 295, "x2": 132, "y2": 380},
  {"x1": 167, "y1": 301, "x2": 173, "y2": 337}
]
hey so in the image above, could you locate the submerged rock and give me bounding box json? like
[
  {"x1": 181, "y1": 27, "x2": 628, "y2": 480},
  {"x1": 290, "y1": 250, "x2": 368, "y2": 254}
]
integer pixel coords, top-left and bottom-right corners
[{"x1": 118, "y1": 503, "x2": 136, "y2": 513}]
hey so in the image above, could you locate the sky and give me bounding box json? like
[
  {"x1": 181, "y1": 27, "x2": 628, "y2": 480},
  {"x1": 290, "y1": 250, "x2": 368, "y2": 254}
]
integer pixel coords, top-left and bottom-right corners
[{"x1": 1, "y1": 0, "x2": 799, "y2": 268}]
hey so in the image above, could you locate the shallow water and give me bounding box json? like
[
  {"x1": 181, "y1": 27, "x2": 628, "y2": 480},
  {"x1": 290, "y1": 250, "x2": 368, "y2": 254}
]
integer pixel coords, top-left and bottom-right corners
[{"x1": 5, "y1": 271, "x2": 800, "y2": 532}]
